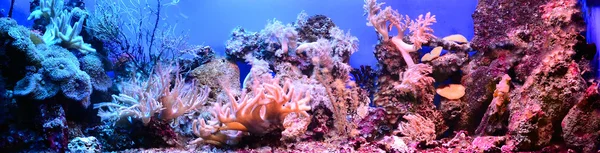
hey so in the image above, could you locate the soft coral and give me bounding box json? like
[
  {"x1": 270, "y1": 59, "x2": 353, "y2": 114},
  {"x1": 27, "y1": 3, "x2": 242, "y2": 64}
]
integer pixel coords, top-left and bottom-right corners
[
  {"x1": 189, "y1": 77, "x2": 311, "y2": 146},
  {"x1": 364, "y1": 0, "x2": 437, "y2": 67}
]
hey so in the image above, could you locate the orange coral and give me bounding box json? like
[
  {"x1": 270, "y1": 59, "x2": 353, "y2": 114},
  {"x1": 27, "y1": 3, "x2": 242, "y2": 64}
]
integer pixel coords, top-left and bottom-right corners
[
  {"x1": 190, "y1": 77, "x2": 311, "y2": 145},
  {"x1": 436, "y1": 84, "x2": 466, "y2": 100}
]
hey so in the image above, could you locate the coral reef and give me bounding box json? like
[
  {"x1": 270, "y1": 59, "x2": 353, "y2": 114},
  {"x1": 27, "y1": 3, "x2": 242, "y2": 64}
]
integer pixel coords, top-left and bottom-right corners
[{"x1": 1, "y1": 0, "x2": 599, "y2": 152}]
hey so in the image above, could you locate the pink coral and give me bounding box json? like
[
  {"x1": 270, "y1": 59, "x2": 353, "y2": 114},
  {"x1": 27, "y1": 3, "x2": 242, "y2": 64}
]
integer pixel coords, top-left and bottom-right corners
[{"x1": 364, "y1": 0, "x2": 436, "y2": 67}]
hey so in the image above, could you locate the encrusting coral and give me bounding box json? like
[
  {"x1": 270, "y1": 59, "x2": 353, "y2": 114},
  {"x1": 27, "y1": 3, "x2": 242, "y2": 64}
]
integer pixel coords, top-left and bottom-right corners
[{"x1": 475, "y1": 74, "x2": 511, "y2": 136}]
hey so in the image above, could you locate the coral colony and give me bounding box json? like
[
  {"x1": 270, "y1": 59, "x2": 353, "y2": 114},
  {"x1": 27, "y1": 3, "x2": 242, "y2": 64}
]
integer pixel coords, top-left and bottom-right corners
[{"x1": 0, "y1": 0, "x2": 598, "y2": 152}]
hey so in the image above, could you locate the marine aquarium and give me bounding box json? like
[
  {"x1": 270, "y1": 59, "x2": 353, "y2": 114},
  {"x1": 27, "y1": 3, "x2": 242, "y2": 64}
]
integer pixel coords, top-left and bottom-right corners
[{"x1": 1, "y1": 0, "x2": 600, "y2": 152}]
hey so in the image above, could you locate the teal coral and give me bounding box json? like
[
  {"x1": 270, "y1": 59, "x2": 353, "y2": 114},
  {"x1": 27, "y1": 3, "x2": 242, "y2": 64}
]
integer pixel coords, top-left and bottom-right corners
[
  {"x1": 13, "y1": 73, "x2": 60, "y2": 100},
  {"x1": 0, "y1": 18, "x2": 43, "y2": 65},
  {"x1": 12, "y1": 45, "x2": 93, "y2": 104},
  {"x1": 42, "y1": 57, "x2": 79, "y2": 81},
  {"x1": 61, "y1": 71, "x2": 92, "y2": 106},
  {"x1": 79, "y1": 54, "x2": 112, "y2": 91}
]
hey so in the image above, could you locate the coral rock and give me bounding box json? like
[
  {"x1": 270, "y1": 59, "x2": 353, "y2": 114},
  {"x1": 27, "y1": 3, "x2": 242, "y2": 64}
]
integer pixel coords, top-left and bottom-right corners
[
  {"x1": 191, "y1": 58, "x2": 241, "y2": 103},
  {"x1": 561, "y1": 83, "x2": 600, "y2": 153},
  {"x1": 67, "y1": 136, "x2": 101, "y2": 153}
]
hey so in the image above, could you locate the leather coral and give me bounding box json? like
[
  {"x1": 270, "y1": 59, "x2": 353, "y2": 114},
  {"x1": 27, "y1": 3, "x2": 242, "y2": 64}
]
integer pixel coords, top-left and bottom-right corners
[{"x1": 190, "y1": 78, "x2": 311, "y2": 145}]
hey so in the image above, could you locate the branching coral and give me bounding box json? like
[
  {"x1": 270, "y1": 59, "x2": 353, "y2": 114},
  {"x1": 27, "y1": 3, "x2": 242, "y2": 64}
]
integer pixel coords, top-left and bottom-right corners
[
  {"x1": 29, "y1": 0, "x2": 96, "y2": 54},
  {"x1": 94, "y1": 65, "x2": 210, "y2": 125},
  {"x1": 189, "y1": 77, "x2": 311, "y2": 145},
  {"x1": 393, "y1": 64, "x2": 435, "y2": 96},
  {"x1": 261, "y1": 19, "x2": 298, "y2": 56},
  {"x1": 364, "y1": 0, "x2": 436, "y2": 67},
  {"x1": 28, "y1": 0, "x2": 63, "y2": 20},
  {"x1": 85, "y1": 0, "x2": 122, "y2": 42}
]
